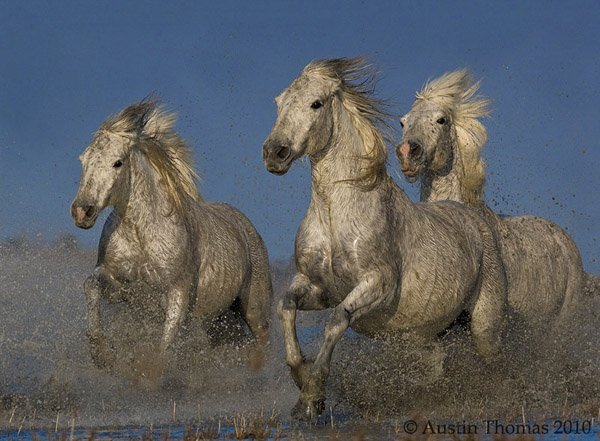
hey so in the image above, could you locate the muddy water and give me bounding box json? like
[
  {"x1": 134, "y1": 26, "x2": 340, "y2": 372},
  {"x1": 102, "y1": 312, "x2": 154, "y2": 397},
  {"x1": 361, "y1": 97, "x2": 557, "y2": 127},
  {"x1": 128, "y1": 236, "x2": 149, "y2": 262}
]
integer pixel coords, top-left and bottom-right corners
[{"x1": 0, "y1": 240, "x2": 598, "y2": 437}]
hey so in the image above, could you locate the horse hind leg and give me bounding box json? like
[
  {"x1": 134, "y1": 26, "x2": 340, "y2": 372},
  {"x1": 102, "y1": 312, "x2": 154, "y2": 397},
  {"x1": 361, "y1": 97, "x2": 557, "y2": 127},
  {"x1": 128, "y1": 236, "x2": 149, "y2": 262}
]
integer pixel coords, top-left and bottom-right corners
[
  {"x1": 470, "y1": 244, "x2": 508, "y2": 362},
  {"x1": 412, "y1": 334, "x2": 447, "y2": 385},
  {"x1": 239, "y1": 261, "x2": 273, "y2": 369},
  {"x1": 553, "y1": 241, "x2": 584, "y2": 338}
]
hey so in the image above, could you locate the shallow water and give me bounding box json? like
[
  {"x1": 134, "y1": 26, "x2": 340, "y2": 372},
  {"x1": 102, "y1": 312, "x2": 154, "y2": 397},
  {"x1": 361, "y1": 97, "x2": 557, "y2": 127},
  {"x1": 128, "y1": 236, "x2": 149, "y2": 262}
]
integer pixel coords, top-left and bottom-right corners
[
  {"x1": 0, "y1": 239, "x2": 598, "y2": 438},
  {"x1": 0, "y1": 419, "x2": 598, "y2": 441}
]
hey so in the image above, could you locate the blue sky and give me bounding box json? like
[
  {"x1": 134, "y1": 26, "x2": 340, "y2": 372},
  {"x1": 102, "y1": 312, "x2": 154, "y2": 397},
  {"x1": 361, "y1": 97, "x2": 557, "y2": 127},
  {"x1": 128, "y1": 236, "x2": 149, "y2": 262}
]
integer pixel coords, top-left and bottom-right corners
[{"x1": 1, "y1": 1, "x2": 599, "y2": 272}]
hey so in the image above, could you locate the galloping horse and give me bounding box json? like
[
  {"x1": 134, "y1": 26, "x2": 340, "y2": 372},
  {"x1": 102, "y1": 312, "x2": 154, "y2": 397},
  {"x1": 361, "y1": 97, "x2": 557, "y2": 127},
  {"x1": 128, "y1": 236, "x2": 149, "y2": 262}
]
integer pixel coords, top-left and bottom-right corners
[
  {"x1": 396, "y1": 70, "x2": 585, "y2": 331},
  {"x1": 263, "y1": 58, "x2": 508, "y2": 419},
  {"x1": 72, "y1": 100, "x2": 272, "y2": 375}
]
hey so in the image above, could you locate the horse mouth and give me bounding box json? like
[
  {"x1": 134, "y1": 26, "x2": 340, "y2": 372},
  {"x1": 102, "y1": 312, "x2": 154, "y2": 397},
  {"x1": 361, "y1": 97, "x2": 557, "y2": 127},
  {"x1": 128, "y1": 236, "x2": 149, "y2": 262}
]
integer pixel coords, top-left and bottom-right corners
[
  {"x1": 401, "y1": 168, "x2": 419, "y2": 179},
  {"x1": 73, "y1": 205, "x2": 99, "y2": 229},
  {"x1": 264, "y1": 158, "x2": 292, "y2": 175},
  {"x1": 75, "y1": 219, "x2": 97, "y2": 229},
  {"x1": 263, "y1": 141, "x2": 294, "y2": 175}
]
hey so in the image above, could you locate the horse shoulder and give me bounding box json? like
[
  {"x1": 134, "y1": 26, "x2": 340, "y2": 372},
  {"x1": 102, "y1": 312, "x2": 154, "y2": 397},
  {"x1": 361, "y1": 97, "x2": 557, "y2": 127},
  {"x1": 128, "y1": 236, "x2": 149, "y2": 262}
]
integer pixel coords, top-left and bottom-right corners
[{"x1": 294, "y1": 201, "x2": 329, "y2": 261}]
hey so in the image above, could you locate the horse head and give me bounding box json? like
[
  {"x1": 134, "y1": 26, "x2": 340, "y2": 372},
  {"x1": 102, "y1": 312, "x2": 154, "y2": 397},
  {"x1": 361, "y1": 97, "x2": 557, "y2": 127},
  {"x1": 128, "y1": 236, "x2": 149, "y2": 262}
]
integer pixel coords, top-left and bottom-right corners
[
  {"x1": 396, "y1": 69, "x2": 489, "y2": 189},
  {"x1": 71, "y1": 101, "x2": 155, "y2": 228},
  {"x1": 262, "y1": 61, "x2": 343, "y2": 175}
]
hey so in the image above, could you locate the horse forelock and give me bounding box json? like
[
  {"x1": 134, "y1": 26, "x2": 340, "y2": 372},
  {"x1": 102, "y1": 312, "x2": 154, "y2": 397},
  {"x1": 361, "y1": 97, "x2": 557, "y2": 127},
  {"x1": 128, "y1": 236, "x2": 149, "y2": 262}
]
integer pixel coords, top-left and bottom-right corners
[
  {"x1": 415, "y1": 69, "x2": 490, "y2": 203},
  {"x1": 303, "y1": 57, "x2": 392, "y2": 188},
  {"x1": 100, "y1": 99, "x2": 200, "y2": 211}
]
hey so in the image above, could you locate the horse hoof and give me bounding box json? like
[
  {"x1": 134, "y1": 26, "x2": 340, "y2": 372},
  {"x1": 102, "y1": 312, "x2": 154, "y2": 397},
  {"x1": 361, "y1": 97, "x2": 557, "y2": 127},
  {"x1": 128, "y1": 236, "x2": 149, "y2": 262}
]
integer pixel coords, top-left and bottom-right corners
[{"x1": 291, "y1": 398, "x2": 324, "y2": 420}]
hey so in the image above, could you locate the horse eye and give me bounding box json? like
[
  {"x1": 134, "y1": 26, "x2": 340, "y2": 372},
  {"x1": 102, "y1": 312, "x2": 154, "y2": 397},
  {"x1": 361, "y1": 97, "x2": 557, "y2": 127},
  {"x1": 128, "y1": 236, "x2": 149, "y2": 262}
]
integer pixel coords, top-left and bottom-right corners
[
  {"x1": 311, "y1": 100, "x2": 323, "y2": 110},
  {"x1": 113, "y1": 160, "x2": 123, "y2": 168},
  {"x1": 436, "y1": 117, "x2": 447, "y2": 125}
]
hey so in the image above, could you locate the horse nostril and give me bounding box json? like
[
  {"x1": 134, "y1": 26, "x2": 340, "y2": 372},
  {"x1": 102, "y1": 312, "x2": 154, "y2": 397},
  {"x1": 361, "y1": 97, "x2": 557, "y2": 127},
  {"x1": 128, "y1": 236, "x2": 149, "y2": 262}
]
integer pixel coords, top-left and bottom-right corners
[
  {"x1": 275, "y1": 145, "x2": 290, "y2": 160},
  {"x1": 409, "y1": 141, "x2": 422, "y2": 154},
  {"x1": 263, "y1": 140, "x2": 291, "y2": 162},
  {"x1": 85, "y1": 205, "x2": 96, "y2": 218}
]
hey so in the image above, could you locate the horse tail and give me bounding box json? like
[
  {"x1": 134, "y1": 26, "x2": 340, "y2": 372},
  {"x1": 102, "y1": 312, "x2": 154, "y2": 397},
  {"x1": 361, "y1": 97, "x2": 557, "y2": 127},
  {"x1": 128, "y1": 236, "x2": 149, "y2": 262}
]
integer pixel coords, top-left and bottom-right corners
[{"x1": 583, "y1": 272, "x2": 600, "y2": 297}]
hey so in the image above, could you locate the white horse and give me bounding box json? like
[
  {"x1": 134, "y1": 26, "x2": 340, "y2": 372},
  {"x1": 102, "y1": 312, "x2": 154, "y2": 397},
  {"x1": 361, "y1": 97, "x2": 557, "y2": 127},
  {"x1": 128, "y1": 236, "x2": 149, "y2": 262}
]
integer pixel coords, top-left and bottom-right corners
[
  {"x1": 71, "y1": 100, "x2": 272, "y2": 376},
  {"x1": 263, "y1": 58, "x2": 508, "y2": 419},
  {"x1": 397, "y1": 70, "x2": 586, "y2": 331}
]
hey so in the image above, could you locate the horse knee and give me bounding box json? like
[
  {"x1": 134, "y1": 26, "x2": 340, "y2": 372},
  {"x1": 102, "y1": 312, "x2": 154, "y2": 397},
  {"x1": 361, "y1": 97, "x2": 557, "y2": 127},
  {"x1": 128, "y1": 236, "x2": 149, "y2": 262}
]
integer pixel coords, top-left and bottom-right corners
[
  {"x1": 276, "y1": 297, "x2": 285, "y2": 314},
  {"x1": 323, "y1": 307, "x2": 350, "y2": 342},
  {"x1": 276, "y1": 298, "x2": 285, "y2": 321},
  {"x1": 277, "y1": 294, "x2": 297, "y2": 318}
]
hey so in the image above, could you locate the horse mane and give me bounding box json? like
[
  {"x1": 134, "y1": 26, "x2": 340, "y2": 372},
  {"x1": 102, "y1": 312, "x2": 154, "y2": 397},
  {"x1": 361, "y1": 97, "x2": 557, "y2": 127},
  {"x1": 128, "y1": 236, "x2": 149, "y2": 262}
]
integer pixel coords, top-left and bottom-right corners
[
  {"x1": 415, "y1": 69, "x2": 490, "y2": 204},
  {"x1": 303, "y1": 57, "x2": 393, "y2": 189},
  {"x1": 101, "y1": 99, "x2": 201, "y2": 211}
]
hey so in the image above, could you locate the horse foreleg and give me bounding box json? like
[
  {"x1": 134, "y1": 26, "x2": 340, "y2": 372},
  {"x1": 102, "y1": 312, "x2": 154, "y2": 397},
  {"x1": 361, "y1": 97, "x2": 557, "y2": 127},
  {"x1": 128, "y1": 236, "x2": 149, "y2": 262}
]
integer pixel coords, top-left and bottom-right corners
[
  {"x1": 135, "y1": 285, "x2": 188, "y2": 386},
  {"x1": 160, "y1": 286, "x2": 190, "y2": 355},
  {"x1": 292, "y1": 271, "x2": 390, "y2": 420},
  {"x1": 278, "y1": 273, "x2": 326, "y2": 388},
  {"x1": 84, "y1": 269, "x2": 115, "y2": 369}
]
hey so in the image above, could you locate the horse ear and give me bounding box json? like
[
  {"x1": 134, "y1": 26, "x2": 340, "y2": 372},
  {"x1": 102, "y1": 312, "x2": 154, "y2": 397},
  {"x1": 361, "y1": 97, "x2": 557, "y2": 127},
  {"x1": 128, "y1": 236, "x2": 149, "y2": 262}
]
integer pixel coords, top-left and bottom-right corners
[
  {"x1": 141, "y1": 105, "x2": 176, "y2": 138},
  {"x1": 119, "y1": 101, "x2": 155, "y2": 135},
  {"x1": 140, "y1": 110, "x2": 159, "y2": 137},
  {"x1": 133, "y1": 108, "x2": 152, "y2": 134}
]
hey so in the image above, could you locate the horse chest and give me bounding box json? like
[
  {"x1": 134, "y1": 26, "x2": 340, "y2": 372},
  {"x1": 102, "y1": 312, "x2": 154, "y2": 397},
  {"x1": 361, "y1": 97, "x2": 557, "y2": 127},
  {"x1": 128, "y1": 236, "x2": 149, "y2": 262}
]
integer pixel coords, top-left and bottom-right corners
[
  {"x1": 298, "y1": 229, "x2": 357, "y2": 304},
  {"x1": 103, "y1": 228, "x2": 169, "y2": 287},
  {"x1": 330, "y1": 241, "x2": 359, "y2": 282}
]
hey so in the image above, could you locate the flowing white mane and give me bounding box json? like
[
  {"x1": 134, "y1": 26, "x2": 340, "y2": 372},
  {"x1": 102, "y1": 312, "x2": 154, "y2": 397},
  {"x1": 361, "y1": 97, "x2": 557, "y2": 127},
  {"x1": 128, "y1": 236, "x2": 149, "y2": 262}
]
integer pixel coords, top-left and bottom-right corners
[
  {"x1": 416, "y1": 69, "x2": 490, "y2": 203},
  {"x1": 303, "y1": 57, "x2": 392, "y2": 188},
  {"x1": 101, "y1": 99, "x2": 200, "y2": 210}
]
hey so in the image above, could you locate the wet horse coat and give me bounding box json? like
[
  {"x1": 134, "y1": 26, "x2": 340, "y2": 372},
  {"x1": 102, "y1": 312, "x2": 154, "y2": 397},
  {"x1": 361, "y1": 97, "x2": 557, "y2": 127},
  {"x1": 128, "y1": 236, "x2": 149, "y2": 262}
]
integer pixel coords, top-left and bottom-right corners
[
  {"x1": 263, "y1": 58, "x2": 508, "y2": 419},
  {"x1": 397, "y1": 69, "x2": 584, "y2": 331},
  {"x1": 72, "y1": 100, "x2": 272, "y2": 373}
]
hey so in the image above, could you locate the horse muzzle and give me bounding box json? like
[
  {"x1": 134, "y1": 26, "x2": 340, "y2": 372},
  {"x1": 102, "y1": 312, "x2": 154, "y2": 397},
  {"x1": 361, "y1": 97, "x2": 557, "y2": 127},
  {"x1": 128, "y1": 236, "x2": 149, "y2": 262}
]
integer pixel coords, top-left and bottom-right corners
[
  {"x1": 396, "y1": 141, "x2": 423, "y2": 182},
  {"x1": 71, "y1": 202, "x2": 99, "y2": 229},
  {"x1": 262, "y1": 139, "x2": 293, "y2": 175}
]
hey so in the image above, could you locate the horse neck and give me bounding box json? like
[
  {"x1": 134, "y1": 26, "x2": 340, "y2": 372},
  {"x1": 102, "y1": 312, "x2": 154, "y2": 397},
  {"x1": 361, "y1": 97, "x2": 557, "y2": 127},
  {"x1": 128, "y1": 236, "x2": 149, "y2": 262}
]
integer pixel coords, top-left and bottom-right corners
[
  {"x1": 420, "y1": 163, "x2": 464, "y2": 203},
  {"x1": 309, "y1": 105, "x2": 411, "y2": 215},
  {"x1": 118, "y1": 150, "x2": 182, "y2": 229},
  {"x1": 420, "y1": 133, "x2": 484, "y2": 207},
  {"x1": 311, "y1": 107, "x2": 373, "y2": 196}
]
